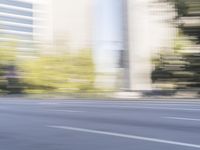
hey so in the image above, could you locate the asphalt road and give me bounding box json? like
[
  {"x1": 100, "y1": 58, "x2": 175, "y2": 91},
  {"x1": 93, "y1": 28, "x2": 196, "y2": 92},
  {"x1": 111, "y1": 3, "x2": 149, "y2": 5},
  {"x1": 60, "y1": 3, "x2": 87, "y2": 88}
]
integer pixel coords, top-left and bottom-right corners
[{"x1": 0, "y1": 98, "x2": 200, "y2": 150}]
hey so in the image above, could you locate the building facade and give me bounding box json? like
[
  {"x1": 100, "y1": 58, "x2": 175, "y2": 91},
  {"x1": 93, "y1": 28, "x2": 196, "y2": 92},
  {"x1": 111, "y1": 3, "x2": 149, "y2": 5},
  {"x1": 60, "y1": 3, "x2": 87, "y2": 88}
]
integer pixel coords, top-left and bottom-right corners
[
  {"x1": 0, "y1": 0, "x2": 33, "y2": 50},
  {"x1": 48, "y1": 0, "x2": 92, "y2": 52},
  {"x1": 0, "y1": 0, "x2": 45, "y2": 55}
]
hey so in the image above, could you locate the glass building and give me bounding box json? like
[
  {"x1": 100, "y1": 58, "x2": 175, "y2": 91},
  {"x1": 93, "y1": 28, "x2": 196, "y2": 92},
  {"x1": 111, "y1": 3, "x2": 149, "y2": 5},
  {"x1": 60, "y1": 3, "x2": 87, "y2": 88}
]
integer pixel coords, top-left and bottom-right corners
[{"x1": 0, "y1": 0, "x2": 34, "y2": 52}]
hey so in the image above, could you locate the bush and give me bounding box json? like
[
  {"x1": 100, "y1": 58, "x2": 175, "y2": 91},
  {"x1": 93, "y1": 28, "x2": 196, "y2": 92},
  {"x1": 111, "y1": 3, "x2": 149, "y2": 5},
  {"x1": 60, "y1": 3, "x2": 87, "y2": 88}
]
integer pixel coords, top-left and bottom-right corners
[{"x1": 19, "y1": 50, "x2": 96, "y2": 94}]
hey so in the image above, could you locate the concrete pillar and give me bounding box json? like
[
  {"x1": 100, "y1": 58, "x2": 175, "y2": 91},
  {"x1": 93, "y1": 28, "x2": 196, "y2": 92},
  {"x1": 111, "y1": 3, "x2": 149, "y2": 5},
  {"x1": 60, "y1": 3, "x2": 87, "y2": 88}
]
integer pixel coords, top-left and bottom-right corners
[
  {"x1": 127, "y1": 0, "x2": 176, "y2": 91},
  {"x1": 93, "y1": 0, "x2": 125, "y2": 89}
]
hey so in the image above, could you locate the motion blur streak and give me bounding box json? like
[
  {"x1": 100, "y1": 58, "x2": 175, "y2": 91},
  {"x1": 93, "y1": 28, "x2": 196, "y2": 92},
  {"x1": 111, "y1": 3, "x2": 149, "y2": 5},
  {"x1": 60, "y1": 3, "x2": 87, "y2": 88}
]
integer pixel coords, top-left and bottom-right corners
[{"x1": 0, "y1": 0, "x2": 200, "y2": 97}]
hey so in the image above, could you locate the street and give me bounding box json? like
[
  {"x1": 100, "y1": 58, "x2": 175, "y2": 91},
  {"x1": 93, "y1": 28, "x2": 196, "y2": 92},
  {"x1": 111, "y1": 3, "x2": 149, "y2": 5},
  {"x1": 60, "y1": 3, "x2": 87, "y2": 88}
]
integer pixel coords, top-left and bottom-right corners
[{"x1": 0, "y1": 98, "x2": 200, "y2": 150}]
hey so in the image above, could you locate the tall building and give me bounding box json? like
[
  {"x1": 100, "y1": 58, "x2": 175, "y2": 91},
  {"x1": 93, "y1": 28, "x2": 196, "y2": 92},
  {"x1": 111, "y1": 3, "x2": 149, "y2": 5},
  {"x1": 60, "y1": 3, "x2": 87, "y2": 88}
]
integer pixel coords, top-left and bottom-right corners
[
  {"x1": 0, "y1": 0, "x2": 34, "y2": 52},
  {"x1": 0, "y1": 0, "x2": 48, "y2": 56}
]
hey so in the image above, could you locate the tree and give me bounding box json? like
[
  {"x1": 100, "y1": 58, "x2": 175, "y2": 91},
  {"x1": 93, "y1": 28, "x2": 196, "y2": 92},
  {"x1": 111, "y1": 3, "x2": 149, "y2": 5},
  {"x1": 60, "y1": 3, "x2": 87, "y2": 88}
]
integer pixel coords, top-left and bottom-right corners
[
  {"x1": 152, "y1": 32, "x2": 200, "y2": 91},
  {"x1": 152, "y1": 0, "x2": 200, "y2": 93},
  {"x1": 164, "y1": 0, "x2": 188, "y2": 18}
]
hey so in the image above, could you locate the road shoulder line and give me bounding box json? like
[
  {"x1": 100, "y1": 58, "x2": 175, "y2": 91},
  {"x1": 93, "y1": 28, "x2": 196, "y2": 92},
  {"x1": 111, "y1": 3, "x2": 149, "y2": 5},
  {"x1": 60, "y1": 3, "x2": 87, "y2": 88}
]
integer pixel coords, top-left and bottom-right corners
[{"x1": 48, "y1": 125, "x2": 200, "y2": 149}]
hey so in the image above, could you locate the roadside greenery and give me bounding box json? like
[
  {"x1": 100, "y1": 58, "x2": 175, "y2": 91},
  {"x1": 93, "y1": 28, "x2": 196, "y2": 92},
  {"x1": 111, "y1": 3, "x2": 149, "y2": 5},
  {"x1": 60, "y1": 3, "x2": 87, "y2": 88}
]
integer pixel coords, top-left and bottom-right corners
[
  {"x1": 19, "y1": 50, "x2": 96, "y2": 94},
  {"x1": 0, "y1": 40, "x2": 23, "y2": 94},
  {"x1": 152, "y1": 0, "x2": 200, "y2": 92},
  {"x1": 0, "y1": 36, "x2": 96, "y2": 95},
  {"x1": 151, "y1": 32, "x2": 200, "y2": 90}
]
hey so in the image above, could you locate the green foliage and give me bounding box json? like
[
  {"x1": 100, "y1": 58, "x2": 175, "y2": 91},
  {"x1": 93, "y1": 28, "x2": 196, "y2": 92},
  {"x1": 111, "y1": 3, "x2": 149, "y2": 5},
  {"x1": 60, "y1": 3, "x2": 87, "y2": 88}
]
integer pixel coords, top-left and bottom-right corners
[
  {"x1": 151, "y1": 32, "x2": 200, "y2": 90},
  {"x1": 0, "y1": 41, "x2": 22, "y2": 94},
  {"x1": 166, "y1": 0, "x2": 188, "y2": 18},
  {"x1": 175, "y1": 0, "x2": 188, "y2": 17},
  {"x1": 19, "y1": 50, "x2": 95, "y2": 94}
]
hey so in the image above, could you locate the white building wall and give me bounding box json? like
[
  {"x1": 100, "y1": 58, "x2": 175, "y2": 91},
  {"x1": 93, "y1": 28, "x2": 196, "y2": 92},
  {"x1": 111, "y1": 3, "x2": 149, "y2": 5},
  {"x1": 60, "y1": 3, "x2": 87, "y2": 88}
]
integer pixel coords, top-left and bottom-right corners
[
  {"x1": 127, "y1": 0, "x2": 176, "y2": 90},
  {"x1": 51, "y1": 0, "x2": 92, "y2": 52},
  {"x1": 32, "y1": 0, "x2": 92, "y2": 53}
]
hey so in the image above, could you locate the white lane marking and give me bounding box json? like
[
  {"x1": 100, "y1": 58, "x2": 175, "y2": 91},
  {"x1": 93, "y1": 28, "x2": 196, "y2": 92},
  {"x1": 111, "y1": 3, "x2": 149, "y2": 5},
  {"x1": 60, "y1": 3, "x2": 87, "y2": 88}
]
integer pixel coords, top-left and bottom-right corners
[
  {"x1": 48, "y1": 125, "x2": 200, "y2": 149},
  {"x1": 134, "y1": 103, "x2": 200, "y2": 107},
  {"x1": 59, "y1": 104, "x2": 200, "y2": 111},
  {"x1": 38, "y1": 102, "x2": 60, "y2": 105},
  {"x1": 53, "y1": 110, "x2": 85, "y2": 113},
  {"x1": 165, "y1": 117, "x2": 200, "y2": 122},
  {"x1": 118, "y1": 106, "x2": 200, "y2": 111},
  {"x1": 59, "y1": 100, "x2": 200, "y2": 104}
]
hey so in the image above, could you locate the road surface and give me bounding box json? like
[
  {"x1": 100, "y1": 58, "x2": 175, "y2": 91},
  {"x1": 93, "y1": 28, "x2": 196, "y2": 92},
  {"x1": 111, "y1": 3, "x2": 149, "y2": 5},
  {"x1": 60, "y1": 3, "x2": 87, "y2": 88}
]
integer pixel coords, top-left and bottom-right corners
[{"x1": 0, "y1": 98, "x2": 200, "y2": 150}]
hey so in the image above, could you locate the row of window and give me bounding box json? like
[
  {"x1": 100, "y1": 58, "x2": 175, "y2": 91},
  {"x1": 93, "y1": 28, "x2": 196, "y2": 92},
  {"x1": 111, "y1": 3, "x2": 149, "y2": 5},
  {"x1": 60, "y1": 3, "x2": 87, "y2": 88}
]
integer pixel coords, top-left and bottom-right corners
[
  {"x1": 0, "y1": 0, "x2": 32, "y2": 9},
  {"x1": 0, "y1": 32, "x2": 33, "y2": 40},
  {"x1": 0, "y1": 15, "x2": 33, "y2": 25},
  {"x1": 0, "y1": 6, "x2": 33, "y2": 17},
  {"x1": 1, "y1": 24, "x2": 33, "y2": 33},
  {"x1": 0, "y1": 0, "x2": 33, "y2": 35},
  {"x1": 0, "y1": 0, "x2": 34, "y2": 51}
]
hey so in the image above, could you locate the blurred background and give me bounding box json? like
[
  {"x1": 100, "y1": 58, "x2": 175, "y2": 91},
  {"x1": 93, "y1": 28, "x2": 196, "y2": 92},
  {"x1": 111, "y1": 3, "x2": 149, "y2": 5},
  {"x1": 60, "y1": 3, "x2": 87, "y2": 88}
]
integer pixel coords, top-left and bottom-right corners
[{"x1": 0, "y1": 0, "x2": 199, "y2": 98}]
